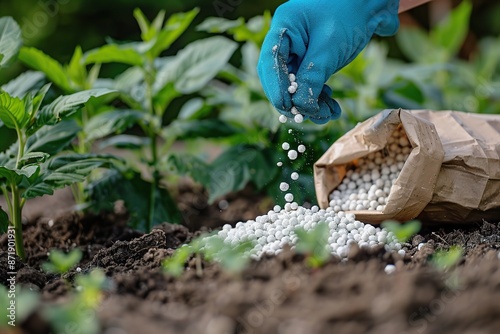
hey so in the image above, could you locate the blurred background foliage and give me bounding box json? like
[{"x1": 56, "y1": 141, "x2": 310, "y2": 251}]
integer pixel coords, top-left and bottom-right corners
[{"x1": 0, "y1": 0, "x2": 499, "y2": 84}]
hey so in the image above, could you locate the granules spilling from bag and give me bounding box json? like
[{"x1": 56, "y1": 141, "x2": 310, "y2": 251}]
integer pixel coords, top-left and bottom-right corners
[{"x1": 314, "y1": 109, "x2": 500, "y2": 223}]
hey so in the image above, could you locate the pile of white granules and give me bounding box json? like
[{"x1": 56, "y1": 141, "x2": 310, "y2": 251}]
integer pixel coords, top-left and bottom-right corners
[{"x1": 215, "y1": 71, "x2": 409, "y2": 260}]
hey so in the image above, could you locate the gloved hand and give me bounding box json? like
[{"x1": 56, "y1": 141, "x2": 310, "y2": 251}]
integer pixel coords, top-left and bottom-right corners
[{"x1": 258, "y1": 0, "x2": 400, "y2": 124}]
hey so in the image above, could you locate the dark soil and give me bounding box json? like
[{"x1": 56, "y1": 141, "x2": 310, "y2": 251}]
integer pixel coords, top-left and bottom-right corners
[{"x1": 1, "y1": 186, "x2": 500, "y2": 334}]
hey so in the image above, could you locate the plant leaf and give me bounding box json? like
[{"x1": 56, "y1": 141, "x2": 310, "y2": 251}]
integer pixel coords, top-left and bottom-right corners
[
  {"x1": 147, "y1": 8, "x2": 199, "y2": 59},
  {"x1": 25, "y1": 120, "x2": 80, "y2": 155},
  {"x1": 0, "y1": 165, "x2": 39, "y2": 185},
  {"x1": 42, "y1": 249, "x2": 82, "y2": 274},
  {"x1": 167, "y1": 119, "x2": 243, "y2": 140},
  {"x1": 1, "y1": 71, "x2": 45, "y2": 98},
  {"x1": 0, "y1": 206, "x2": 8, "y2": 233},
  {"x1": 0, "y1": 91, "x2": 29, "y2": 129},
  {"x1": 98, "y1": 134, "x2": 150, "y2": 150},
  {"x1": 84, "y1": 109, "x2": 144, "y2": 142},
  {"x1": 382, "y1": 220, "x2": 422, "y2": 243},
  {"x1": 18, "y1": 152, "x2": 50, "y2": 168},
  {"x1": 83, "y1": 44, "x2": 144, "y2": 66},
  {"x1": 30, "y1": 88, "x2": 116, "y2": 132},
  {"x1": 197, "y1": 17, "x2": 244, "y2": 33},
  {"x1": 206, "y1": 145, "x2": 276, "y2": 203},
  {"x1": 396, "y1": 28, "x2": 436, "y2": 63},
  {"x1": 87, "y1": 169, "x2": 181, "y2": 231},
  {"x1": 18, "y1": 47, "x2": 72, "y2": 92},
  {"x1": 154, "y1": 36, "x2": 237, "y2": 94},
  {"x1": 23, "y1": 154, "x2": 119, "y2": 199},
  {"x1": 430, "y1": 0, "x2": 472, "y2": 58},
  {"x1": 66, "y1": 46, "x2": 87, "y2": 88},
  {"x1": 167, "y1": 154, "x2": 210, "y2": 186},
  {"x1": 0, "y1": 17, "x2": 22, "y2": 67}
]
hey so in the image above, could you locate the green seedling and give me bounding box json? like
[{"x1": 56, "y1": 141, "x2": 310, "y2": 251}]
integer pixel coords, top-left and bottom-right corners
[
  {"x1": 431, "y1": 246, "x2": 463, "y2": 271},
  {"x1": 294, "y1": 222, "x2": 330, "y2": 268},
  {"x1": 43, "y1": 269, "x2": 108, "y2": 334},
  {"x1": 381, "y1": 220, "x2": 422, "y2": 243},
  {"x1": 42, "y1": 249, "x2": 82, "y2": 275},
  {"x1": 203, "y1": 236, "x2": 255, "y2": 275},
  {"x1": 162, "y1": 244, "x2": 193, "y2": 277}
]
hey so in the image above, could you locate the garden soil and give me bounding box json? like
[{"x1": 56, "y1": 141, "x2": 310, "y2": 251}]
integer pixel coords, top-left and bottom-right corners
[{"x1": 1, "y1": 184, "x2": 500, "y2": 334}]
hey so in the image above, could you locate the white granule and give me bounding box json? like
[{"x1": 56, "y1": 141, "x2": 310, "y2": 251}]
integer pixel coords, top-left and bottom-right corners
[
  {"x1": 294, "y1": 114, "x2": 304, "y2": 123},
  {"x1": 288, "y1": 150, "x2": 298, "y2": 160},
  {"x1": 277, "y1": 162, "x2": 283, "y2": 167},
  {"x1": 282, "y1": 142, "x2": 290, "y2": 150},
  {"x1": 280, "y1": 182, "x2": 290, "y2": 191},
  {"x1": 289, "y1": 73, "x2": 296, "y2": 82},
  {"x1": 272, "y1": 45, "x2": 278, "y2": 52},
  {"x1": 291, "y1": 107, "x2": 299, "y2": 115},
  {"x1": 216, "y1": 207, "x2": 402, "y2": 259},
  {"x1": 284, "y1": 193, "x2": 294, "y2": 202},
  {"x1": 291, "y1": 172, "x2": 299, "y2": 180},
  {"x1": 288, "y1": 85, "x2": 297, "y2": 94},
  {"x1": 297, "y1": 144, "x2": 306, "y2": 153},
  {"x1": 279, "y1": 115, "x2": 288, "y2": 123}
]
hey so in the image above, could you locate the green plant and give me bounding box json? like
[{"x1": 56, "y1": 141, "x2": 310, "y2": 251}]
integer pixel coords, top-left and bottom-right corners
[
  {"x1": 431, "y1": 246, "x2": 463, "y2": 271},
  {"x1": 43, "y1": 268, "x2": 108, "y2": 334},
  {"x1": 42, "y1": 249, "x2": 83, "y2": 274},
  {"x1": 294, "y1": 222, "x2": 331, "y2": 268},
  {"x1": 381, "y1": 220, "x2": 422, "y2": 243},
  {"x1": 0, "y1": 16, "x2": 117, "y2": 260},
  {"x1": 71, "y1": 8, "x2": 240, "y2": 231},
  {"x1": 163, "y1": 234, "x2": 254, "y2": 277}
]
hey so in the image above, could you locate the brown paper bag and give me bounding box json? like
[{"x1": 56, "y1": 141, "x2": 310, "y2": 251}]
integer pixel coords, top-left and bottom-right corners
[{"x1": 314, "y1": 109, "x2": 500, "y2": 224}]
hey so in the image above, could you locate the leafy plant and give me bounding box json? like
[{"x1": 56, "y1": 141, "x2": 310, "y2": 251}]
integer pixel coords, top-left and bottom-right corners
[
  {"x1": 163, "y1": 234, "x2": 254, "y2": 277},
  {"x1": 0, "y1": 15, "x2": 117, "y2": 260},
  {"x1": 43, "y1": 269, "x2": 108, "y2": 334},
  {"x1": 381, "y1": 220, "x2": 422, "y2": 243},
  {"x1": 431, "y1": 246, "x2": 463, "y2": 271},
  {"x1": 42, "y1": 249, "x2": 83, "y2": 274},
  {"x1": 294, "y1": 222, "x2": 331, "y2": 268},
  {"x1": 73, "y1": 8, "x2": 240, "y2": 231}
]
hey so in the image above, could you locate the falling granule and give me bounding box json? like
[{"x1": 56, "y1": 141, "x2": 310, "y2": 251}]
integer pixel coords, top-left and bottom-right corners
[
  {"x1": 288, "y1": 85, "x2": 297, "y2": 94},
  {"x1": 289, "y1": 73, "x2": 296, "y2": 82},
  {"x1": 280, "y1": 182, "x2": 290, "y2": 191},
  {"x1": 279, "y1": 115, "x2": 287, "y2": 123},
  {"x1": 288, "y1": 129, "x2": 293, "y2": 134},
  {"x1": 277, "y1": 162, "x2": 283, "y2": 167},
  {"x1": 294, "y1": 114, "x2": 304, "y2": 123},
  {"x1": 288, "y1": 150, "x2": 298, "y2": 160},
  {"x1": 291, "y1": 106, "x2": 299, "y2": 115},
  {"x1": 284, "y1": 193, "x2": 294, "y2": 202},
  {"x1": 298, "y1": 144, "x2": 306, "y2": 153},
  {"x1": 291, "y1": 172, "x2": 299, "y2": 180},
  {"x1": 272, "y1": 45, "x2": 278, "y2": 52},
  {"x1": 282, "y1": 142, "x2": 290, "y2": 150}
]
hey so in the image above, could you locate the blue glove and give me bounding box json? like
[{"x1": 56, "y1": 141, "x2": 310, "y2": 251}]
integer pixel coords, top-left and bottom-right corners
[{"x1": 258, "y1": 0, "x2": 400, "y2": 124}]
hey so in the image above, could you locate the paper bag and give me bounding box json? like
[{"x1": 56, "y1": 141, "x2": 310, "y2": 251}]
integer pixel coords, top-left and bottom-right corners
[{"x1": 314, "y1": 109, "x2": 500, "y2": 224}]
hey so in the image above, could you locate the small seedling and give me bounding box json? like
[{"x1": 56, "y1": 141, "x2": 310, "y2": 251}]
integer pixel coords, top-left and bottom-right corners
[
  {"x1": 381, "y1": 220, "x2": 421, "y2": 243},
  {"x1": 294, "y1": 222, "x2": 330, "y2": 268},
  {"x1": 203, "y1": 236, "x2": 255, "y2": 274},
  {"x1": 43, "y1": 269, "x2": 107, "y2": 334},
  {"x1": 431, "y1": 246, "x2": 463, "y2": 271},
  {"x1": 162, "y1": 244, "x2": 194, "y2": 277},
  {"x1": 42, "y1": 249, "x2": 83, "y2": 275}
]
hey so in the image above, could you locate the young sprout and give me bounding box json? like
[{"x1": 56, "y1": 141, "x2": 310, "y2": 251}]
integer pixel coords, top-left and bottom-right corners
[
  {"x1": 203, "y1": 236, "x2": 255, "y2": 274},
  {"x1": 431, "y1": 246, "x2": 463, "y2": 271},
  {"x1": 162, "y1": 244, "x2": 193, "y2": 277},
  {"x1": 381, "y1": 220, "x2": 421, "y2": 243},
  {"x1": 42, "y1": 249, "x2": 83, "y2": 275},
  {"x1": 294, "y1": 222, "x2": 331, "y2": 268}
]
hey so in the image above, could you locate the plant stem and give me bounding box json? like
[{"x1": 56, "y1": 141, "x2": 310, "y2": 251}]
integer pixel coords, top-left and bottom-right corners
[
  {"x1": 145, "y1": 62, "x2": 159, "y2": 232},
  {"x1": 11, "y1": 185, "x2": 25, "y2": 260}
]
